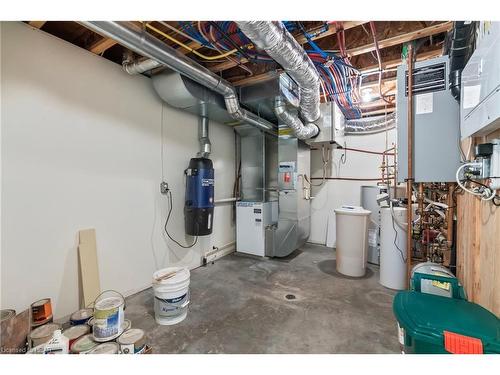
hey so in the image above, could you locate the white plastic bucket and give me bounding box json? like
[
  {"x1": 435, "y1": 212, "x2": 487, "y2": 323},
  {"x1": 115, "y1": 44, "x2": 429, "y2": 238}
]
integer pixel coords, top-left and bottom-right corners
[{"x1": 153, "y1": 267, "x2": 190, "y2": 325}]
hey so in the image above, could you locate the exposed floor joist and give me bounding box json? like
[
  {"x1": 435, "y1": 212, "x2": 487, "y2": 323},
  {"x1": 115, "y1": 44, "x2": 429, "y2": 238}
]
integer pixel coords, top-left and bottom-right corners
[
  {"x1": 208, "y1": 22, "x2": 366, "y2": 73},
  {"x1": 232, "y1": 46, "x2": 442, "y2": 87},
  {"x1": 347, "y1": 22, "x2": 452, "y2": 57},
  {"x1": 28, "y1": 21, "x2": 46, "y2": 29}
]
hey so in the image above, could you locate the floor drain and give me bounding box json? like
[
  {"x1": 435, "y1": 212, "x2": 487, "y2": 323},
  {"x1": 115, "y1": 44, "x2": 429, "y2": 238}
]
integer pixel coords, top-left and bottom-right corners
[{"x1": 285, "y1": 294, "x2": 296, "y2": 300}]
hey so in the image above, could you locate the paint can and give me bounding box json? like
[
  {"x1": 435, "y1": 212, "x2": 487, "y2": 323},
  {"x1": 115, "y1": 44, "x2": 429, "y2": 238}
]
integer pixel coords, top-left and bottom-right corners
[
  {"x1": 117, "y1": 328, "x2": 146, "y2": 354},
  {"x1": 153, "y1": 267, "x2": 190, "y2": 325},
  {"x1": 0, "y1": 309, "x2": 16, "y2": 323},
  {"x1": 63, "y1": 325, "x2": 90, "y2": 348},
  {"x1": 70, "y1": 333, "x2": 98, "y2": 354},
  {"x1": 87, "y1": 342, "x2": 120, "y2": 354},
  {"x1": 70, "y1": 308, "x2": 93, "y2": 326},
  {"x1": 122, "y1": 319, "x2": 131, "y2": 332},
  {"x1": 29, "y1": 322, "x2": 61, "y2": 348},
  {"x1": 87, "y1": 317, "x2": 94, "y2": 331},
  {"x1": 92, "y1": 290, "x2": 125, "y2": 342},
  {"x1": 30, "y1": 298, "x2": 53, "y2": 326}
]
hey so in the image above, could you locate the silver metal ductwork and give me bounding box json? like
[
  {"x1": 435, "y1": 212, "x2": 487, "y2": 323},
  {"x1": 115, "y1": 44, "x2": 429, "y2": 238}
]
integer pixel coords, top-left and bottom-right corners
[
  {"x1": 197, "y1": 103, "x2": 211, "y2": 158},
  {"x1": 123, "y1": 57, "x2": 162, "y2": 75},
  {"x1": 344, "y1": 112, "x2": 396, "y2": 135},
  {"x1": 236, "y1": 21, "x2": 321, "y2": 140},
  {"x1": 80, "y1": 21, "x2": 275, "y2": 135}
]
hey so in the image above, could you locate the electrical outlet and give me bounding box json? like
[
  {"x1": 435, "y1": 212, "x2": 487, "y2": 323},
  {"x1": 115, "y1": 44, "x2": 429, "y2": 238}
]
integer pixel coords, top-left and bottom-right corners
[{"x1": 160, "y1": 181, "x2": 169, "y2": 195}]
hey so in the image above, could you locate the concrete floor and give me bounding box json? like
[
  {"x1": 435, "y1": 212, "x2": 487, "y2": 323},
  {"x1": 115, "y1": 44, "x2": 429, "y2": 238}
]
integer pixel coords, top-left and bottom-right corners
[{"x1": 126, "y1": 243, "x2": 400, "y2": 353}]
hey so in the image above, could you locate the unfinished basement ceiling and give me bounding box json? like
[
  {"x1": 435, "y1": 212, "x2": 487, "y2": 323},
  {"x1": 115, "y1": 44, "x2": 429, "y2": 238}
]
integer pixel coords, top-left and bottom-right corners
[{"x1": 25, "y1": 21, "x2": 451, "y2": 117}]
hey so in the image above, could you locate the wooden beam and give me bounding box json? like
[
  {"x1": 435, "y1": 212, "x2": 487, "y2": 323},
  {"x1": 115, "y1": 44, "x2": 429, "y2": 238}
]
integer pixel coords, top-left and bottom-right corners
[
  {"x1": 361, "y1": 47, "x2": 442, "y2": 72},
  {"x1": 347, "y1": 22, "x2": 452, "y2": 57},
  {"x1": 89, "y1": 37, "x2": 118, "y2": 54},
  {"x1": 85, "y1": 22, "x2": 204, "y2": 56},
  {"x1": 209, "y1": 22, "x2": 367, "y2": 73},
  {"x1": 28, "y1": 21, "x2": 46, "y2": 29},
  {"x1": 233, "y1": 46, "x2": 441, "y2": 88}
]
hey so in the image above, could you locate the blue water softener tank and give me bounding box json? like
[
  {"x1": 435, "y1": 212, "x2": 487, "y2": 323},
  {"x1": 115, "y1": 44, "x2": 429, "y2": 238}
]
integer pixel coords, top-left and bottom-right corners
[{"x1": 184, "y1": 157, "x2": 214, "y2": 236}]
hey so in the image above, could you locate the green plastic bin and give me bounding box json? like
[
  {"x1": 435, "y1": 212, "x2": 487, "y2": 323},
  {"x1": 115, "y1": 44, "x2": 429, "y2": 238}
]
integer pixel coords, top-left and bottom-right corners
[{"x1": 393, "y1": 291, "x2": 500, "y2": 354}]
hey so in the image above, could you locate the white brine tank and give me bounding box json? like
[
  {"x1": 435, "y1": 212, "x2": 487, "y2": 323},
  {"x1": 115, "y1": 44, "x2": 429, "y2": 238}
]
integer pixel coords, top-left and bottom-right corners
[
  {"x1": 380, "y1": 207, "x2": 407, "y2": 290},
  {"x1": 334, "y1": 206, "x2": 371, "y2": 277}
]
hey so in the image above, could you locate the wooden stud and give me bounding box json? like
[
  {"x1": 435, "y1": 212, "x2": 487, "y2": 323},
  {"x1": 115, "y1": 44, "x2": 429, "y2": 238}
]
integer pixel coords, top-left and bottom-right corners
[
  {"x1": 28, "y1": 21, "x2": 46, "y2": 29},
  {"x1": 209, "y1": 22, "x2": 367, "y2": 73},
  {"x1": 89, "y1": 37, "x2": 118, "y2": 55},
  {"x1": 347, "y1": 22, "x2": 452, "y2": 57}
]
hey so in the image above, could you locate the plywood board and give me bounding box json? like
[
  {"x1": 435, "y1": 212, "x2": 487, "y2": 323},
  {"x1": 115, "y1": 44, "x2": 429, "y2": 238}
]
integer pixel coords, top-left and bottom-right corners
[
  {"x1": 78, "y1": 228, "x2": 101, "y2": 307},
  {"x1": 456, "y1": 132, "x2": 500, "y2": 317}
]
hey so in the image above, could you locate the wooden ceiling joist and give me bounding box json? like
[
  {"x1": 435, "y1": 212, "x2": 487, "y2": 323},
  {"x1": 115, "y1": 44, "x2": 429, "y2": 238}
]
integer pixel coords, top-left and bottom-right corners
[
  {"x1": 89, "y1": 37, "x2": 118, "y2": 54},
  {"x1": 28, "y1": 21, "x2": 46, "y2": 29},
  {"x1": 233, "y1": 46, "x2": 443, "y2": 87},
  {"x1": 347, "y1": 22, "x2": 452, "y2": 57},
  {"x1": 211, "y1": 22, "x2": 450, "y2": 75},
  {"x1": 208, "y1": 21, "x2": 367, "y2": 73},
  {"x1": 361, "y1": 46, "x2": 443, "y2": 72}
]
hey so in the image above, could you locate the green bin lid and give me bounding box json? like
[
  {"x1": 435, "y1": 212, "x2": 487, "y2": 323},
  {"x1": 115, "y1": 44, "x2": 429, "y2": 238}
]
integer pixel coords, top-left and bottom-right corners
[{"x1": 394, "y1": 291, "x2": 500, "y2": 352}]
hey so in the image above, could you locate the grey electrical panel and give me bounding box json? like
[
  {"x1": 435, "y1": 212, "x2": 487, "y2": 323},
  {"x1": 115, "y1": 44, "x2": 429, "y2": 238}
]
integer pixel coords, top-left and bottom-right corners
[{"x1": 397, "y1": 55, "x2": 461, "y2": 183}]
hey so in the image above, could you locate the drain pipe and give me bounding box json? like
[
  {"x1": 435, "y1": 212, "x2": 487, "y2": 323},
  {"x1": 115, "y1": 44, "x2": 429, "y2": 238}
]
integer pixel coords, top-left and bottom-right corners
[
  {"x1": 197, "y1": 102, "x2": 211, "y2": 158},
  {"x1": 236, "y1": 21, "x2": 320, "y2": 140},
  {"x1": 80, "y1": 21, "x2": 276, "y2": 135}
]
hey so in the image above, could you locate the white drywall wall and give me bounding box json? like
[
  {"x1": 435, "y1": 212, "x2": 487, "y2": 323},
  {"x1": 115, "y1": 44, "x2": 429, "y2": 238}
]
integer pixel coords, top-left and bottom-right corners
[
  {"x1": 0, "y1": 22, "x2": 235, "y2": 318},
  {"x1": 309, "y1": 129, "x2": 398, "y2": 246}
]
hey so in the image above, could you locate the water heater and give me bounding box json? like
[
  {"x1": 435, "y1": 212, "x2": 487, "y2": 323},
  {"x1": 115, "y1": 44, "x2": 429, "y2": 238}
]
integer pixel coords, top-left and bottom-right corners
[{"x1": 184, "y1": 157, "x2": 214, "y2": 236}]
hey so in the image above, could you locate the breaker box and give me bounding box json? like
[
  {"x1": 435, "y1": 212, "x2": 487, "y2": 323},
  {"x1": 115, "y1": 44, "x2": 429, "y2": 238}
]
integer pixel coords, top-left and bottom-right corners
[{"x1": 397, "y1": 56, "x2": 461, "y2": 183}]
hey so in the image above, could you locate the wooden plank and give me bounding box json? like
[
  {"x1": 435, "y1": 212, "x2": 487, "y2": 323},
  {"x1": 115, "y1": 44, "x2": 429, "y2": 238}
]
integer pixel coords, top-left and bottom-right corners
[
  {"x1": 347, "y1": 22, "x2": 452, "y2": 58},
  {"x1": 28, "y1": 21, "x2": 46, "y2": 29},
  {"x1": 456, "y1": 129, "x2": 500, "y2": 316},
  {"x1": 209, "y1": 22, "x2": 366, "y2": 73},
  {"x1": 233, "y1": 47, "x2": 441, "y2": 88},
  {"x1": 361, "y1": 47, "x2": 443, "y2": 72},
  {"x1": 89, "y1": 37, "x2": 118, "y2": 54},
  {"x1": 78, "y1": 228, "x2": 101, "y2": 307}
]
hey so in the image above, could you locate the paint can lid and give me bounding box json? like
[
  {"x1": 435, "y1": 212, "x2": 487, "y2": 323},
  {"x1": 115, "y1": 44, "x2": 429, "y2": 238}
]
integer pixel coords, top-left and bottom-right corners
[
  {"x1": 63, "y1": 325, "x2": 90, "y2": 340},
  {"x1": 29, "y1": 323, "x2": 61, "y2": 339},
  {"x1": 95, "y1": 296, "x2": 123, "y2": 310},
  {"x1": 70, "y1": 308, "x2": 93, "y2": 322},
  {"x1": 71, "y1": 333, "x2": 98, "y2": 353},
  {"x1": 87, "y1": 342, "x2": 119, "y2": 354},
  {"x1": 117, "y1": 328, "x2": 145, "y2": 345},
  {"x1": 153, "y1": 267, "x2": 190, "y2": 285},
  {"x1": 0, "y1": 309, "x2": 16, "y2": 322}
]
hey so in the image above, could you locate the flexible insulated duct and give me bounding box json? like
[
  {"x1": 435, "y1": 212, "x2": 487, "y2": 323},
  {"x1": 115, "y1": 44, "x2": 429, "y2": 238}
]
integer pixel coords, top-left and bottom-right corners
[
  {"x1": 446, "y1": 21, "x2": 477, "y2": 101},
  {"x1": 80, "y1": 21, "x2": 275, "y2": 135},
  {"x1": 344, "y1": 112, "x2": 396, "y2": 135},
  {"x1": 236, "y1": 21, "x2": 320, "y2": 140}
]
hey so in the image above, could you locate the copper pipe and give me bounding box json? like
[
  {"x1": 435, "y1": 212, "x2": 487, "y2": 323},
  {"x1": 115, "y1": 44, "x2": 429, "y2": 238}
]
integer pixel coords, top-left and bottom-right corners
[
  {"x1": 311, "y1": 177, "x2": 385, "y2": 181},
  {"x1": 406, "y1": 45, "x2": 414, "y2": 288},
  {"x1": 446, "y1": 183, "x2": 454, "y2": 248},
  {"x1": 418, "y1": 183, "x2": 426, "y2": 259},
  {"x1": 393, "y1": 147, "x2": 398, "y2": 198}
]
